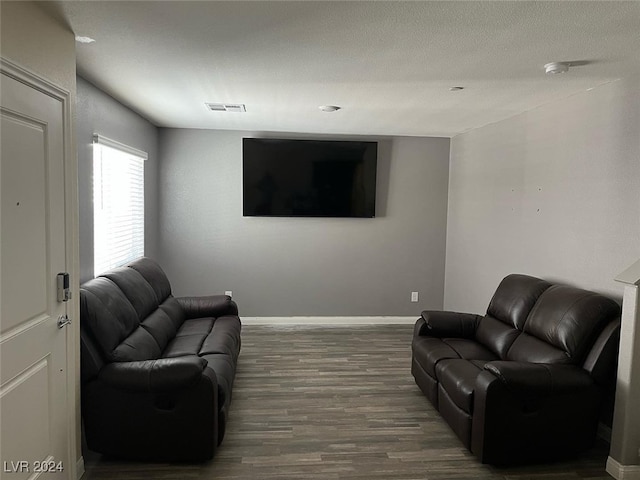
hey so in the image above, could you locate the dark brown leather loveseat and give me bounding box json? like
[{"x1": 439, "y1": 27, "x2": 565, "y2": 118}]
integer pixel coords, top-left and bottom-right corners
[
  {"x1": 412, "y1": 274, "x2": 620, "y2": 465},
  {"x1": 80, "y1": 257, "x2": 241, "y2": 461}
]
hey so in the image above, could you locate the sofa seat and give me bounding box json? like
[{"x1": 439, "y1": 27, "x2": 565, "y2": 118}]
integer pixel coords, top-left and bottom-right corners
[
  {"x1": 411, "y1": 274, "x2": 621, "y2": 465},
  {"x1": 435, "y1": 359, "x2": 491, "y2": 414},
  {"x1": 161, "y1": 316, "x2": 240, "y2": 417},
  {"x1": 166, "y1": 316, "x2": 241, "y2": 358},
  {"x1": 412, "y1": 336, "x2": 498, "y2": 407},
  {"x1": 413, "y1": 337, "x2": 497, "y2": 375},
  {"x1": 80, "y1": 257, "x2": 241, "y2": 462}
]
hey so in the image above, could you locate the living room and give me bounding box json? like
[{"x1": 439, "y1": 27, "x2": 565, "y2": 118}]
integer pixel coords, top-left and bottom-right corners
[{"x1": 1, "y1": 2, "x2": 639, "y2": 480}]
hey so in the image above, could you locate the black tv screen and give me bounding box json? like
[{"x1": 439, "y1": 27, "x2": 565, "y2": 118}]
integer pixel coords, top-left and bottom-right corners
[{"x1": 243, "y1": 138, "x2": 377, "y2": 218}]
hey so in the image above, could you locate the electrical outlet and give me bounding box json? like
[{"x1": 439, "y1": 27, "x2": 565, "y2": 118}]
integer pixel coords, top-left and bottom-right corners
[
  {"x1": 225, "y1": 290, "x2": 233, "y2": 298},
  {"x1": 411, "y1": 291, "x2": 419, "y2": 302}
]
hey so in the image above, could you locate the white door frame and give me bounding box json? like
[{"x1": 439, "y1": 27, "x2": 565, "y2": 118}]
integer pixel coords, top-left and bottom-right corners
[{"x1": 1, "y1": 57, "x2": 81, "y2": 480}]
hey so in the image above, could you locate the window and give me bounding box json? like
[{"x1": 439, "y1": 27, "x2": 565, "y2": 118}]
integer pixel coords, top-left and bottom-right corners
[{"x1": 93, "y1": 134, "x2": 146, "y2": 276}]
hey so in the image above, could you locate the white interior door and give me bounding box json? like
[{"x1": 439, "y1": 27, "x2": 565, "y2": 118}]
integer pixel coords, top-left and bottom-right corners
[{"x1": 1, "y1": 69, "x2": 70, "y2": 479}]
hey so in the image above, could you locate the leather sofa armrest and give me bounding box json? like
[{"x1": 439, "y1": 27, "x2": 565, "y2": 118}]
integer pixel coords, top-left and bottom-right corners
[
  {"x1": 99, "y1": 356, "x2": 209, "y2": 393},
  {"x1": 414, "y1": 311, "x2": 481, "y2": 338},
  {"x1": 471, "y1": 361, "x2": 601, "y2": 464},
  {"x1": 482, "y1": 361, "x2": 595, "y2": 392},
  {"x1": 176, "y1": 295, "x2": 238, "y2": 319},
  {"x1": 84, "y1": 357, "x2": 219, "y2": 461}
]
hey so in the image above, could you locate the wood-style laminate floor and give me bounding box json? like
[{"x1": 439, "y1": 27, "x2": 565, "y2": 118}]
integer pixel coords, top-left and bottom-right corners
[{"x1": 82, "y1": 325, "x2": 612, "y2": 479}]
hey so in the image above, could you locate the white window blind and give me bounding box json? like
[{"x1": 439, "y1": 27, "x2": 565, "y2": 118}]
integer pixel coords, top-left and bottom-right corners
[{"x1": 93, "y1": 134, "x2": 147, "y2": 276}]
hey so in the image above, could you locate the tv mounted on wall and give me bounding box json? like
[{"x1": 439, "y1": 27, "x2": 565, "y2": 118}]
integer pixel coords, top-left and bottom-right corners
[{"x1": 242, "y1": 138, "x2": 377, "y2": 218}]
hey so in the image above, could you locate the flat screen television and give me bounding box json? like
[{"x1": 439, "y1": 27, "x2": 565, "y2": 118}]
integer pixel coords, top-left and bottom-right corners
[{"x1": 243, "y1": 138, "x2": 377, "y2": 218}]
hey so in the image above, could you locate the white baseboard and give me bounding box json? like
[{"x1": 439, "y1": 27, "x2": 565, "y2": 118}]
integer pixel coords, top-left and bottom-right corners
[
  {"x1": 241, "y1": 316, "x2": 417, "y2": 326},
  {"x1": 607, "y1": 457, "x2": 640, "y2": 480},
  {"x1": 76, "y1": 456, "x2": 85, "y2": 480}
]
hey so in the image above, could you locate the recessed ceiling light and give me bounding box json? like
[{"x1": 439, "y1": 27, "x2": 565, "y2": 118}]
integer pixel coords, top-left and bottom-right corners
[
  {"x1": 449, "y1": 86, "x2": 464, "y2": 91},
  {"x1": 544, "y1": 62, "x2": 569, "y2": 74},
  {"x1": 318, "y1": 105, "x2": 341, "y2": 112},
  {"x1": 75, "y1": 36, "x2": 96, "y2": 44}
]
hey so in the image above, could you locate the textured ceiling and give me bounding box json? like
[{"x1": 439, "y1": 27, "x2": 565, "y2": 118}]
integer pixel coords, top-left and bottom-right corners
[{"x1": 44, "y1": 1, "x2": 640, "y2": 137}]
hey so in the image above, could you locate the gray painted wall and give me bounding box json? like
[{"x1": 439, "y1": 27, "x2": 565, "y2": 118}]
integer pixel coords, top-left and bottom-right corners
[
  {"x1": 444, "y1": 79, "x2": 640, "y2": 314},
  {"x1": 76, "y1": 76, "x2": 159, "y2": 283},
  {"x1": 158, "y1": 130, "x2": 450, "y2": 316}
]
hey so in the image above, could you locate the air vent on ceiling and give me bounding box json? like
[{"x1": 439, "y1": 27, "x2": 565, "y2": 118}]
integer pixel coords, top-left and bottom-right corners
[{"x1": 205, "y1": 103, "x2": 246, "y2": 113}]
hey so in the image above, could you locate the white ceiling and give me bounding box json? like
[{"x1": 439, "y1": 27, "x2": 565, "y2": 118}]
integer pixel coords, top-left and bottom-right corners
[{"x1": 44, "y1": 1, "x2": 640, "y2": 138}]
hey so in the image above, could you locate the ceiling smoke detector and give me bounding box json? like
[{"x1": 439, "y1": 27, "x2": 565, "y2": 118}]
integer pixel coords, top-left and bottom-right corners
[
  {"x1": 75, "y1": 36, "x2": 96, "y2": 44},
  {"x1": 205, "y1": 103, "x2": 246, "y2": 113},
  {"x1": 318, "y1": 105, "x2": 341, "y2": 112},
  {"x1": 544, "y1": 62, "x2": 570, "y2": 74}
]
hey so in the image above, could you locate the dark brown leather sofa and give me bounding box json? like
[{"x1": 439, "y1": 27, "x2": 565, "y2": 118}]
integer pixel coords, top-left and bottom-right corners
[
  {"x1": 411, "y1": 274, "x2": 620, "y2": 465},
  {"x1": 80, "y1": 257, "x2": 241, "y2": 461}
]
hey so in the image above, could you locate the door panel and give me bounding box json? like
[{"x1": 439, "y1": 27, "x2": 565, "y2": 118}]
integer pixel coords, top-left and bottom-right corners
[
  {"x1": 1, "y1": 112, "x2": 48, "y2": 328},
  {"x1": 1, "y1": 360, "x2": 51, "y2": 480},
  {"x1": 1, "y1": 71, "x2": 69, "y2": 479}
]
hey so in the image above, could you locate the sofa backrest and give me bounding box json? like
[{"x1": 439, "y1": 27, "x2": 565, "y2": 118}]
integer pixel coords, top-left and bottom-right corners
[
  {"x1": 127, "y1": 256, "x2": 173, "y2": 304},
  {"x1": 475, "y1": 274, "x2": 551, "y2": 358},
  {"x1": 506, "y1": 285, "x2": 621, "y2": 365},
  {"x1": 80, "y1": 257, "x2": 185, "y2": 381}
]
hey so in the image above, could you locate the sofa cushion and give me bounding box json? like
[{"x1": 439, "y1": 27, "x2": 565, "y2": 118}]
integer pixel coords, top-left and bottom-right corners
[
  {"x1": 163, "y1": 318, "x2": 214, "y2": 357},
  {"x1": 177, "y1": 317, "x2": 215, "y2": 337},
  {"x1": 163, "y1": 335, "x2": 208, "y2": 358},
  {"x1": 112, "y1": 326, "x2": 162, "y2": 362},
  {"x1": 99, "y1": 266, "x2": 185, "y2": 355},
  {"x1": 475, "y1": 315, "x2": 521, "y2": 359},
  {"x1": 508, "y1": 285, "x2": 621, "y2": 364},
  {"x1": 435, "y1": 359, "x2": 487, "y2": 414},
  {"x1": 127, "y1": 257, "x2": 172, "y2": 303},
  {"x1": 139, "y1": 308, "x2": 178, "y2": 352},
  {"x1": 162, "y1": 316, "x2": 241, "y2": 411},
  {"x1": 412, "y1": 336, "x2": 497, "y2": 378},
  {"x1": 486, "y1": 274, "x2": 552, "y2": 330},
  {"x1": 505, "y1": 332, "x2": 570, "y2": 364},
  {"x1": 412, "y1": 337, "x2": 460, "y2": 377},
  {"x1": 163, "y1": 317, "x2": 242, "y2": 359},
  {"x1": 162, "y1": 315, "x2": 241, "y2": 415},
  {"x1": 200, "y1": 316, "x2": 242, "y2": 358},
  {"x1": 80, "y1": 277, "x2": 141, "y2": 360},
  {"x1": 477, "y1": 274, "x2": 551, "y2": 358},
  {"x1": 82, "y1": 259, "x2": 189, "y2": 362},
  {"x1": 444, "y1": 339, "x2": 497, "y2": 361},
  {"x1": 158, "y1": 297, "x2": 186, "y2": 331},
  {"x1": 101, "y1": 267, "x2": 158, "y2": 320}
]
